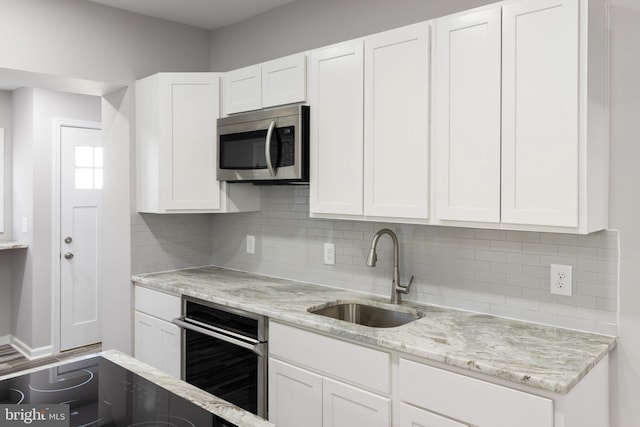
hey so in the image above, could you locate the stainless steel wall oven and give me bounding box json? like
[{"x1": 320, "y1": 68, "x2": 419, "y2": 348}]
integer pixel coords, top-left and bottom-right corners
[{"x1": 172, "y1": 297, "x2": 268, "y2": 417}]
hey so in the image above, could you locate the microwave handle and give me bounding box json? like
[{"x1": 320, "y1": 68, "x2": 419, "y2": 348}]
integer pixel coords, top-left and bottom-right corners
[{"x1": 265, "y1": 120, "x2": 277, "y2": 177}]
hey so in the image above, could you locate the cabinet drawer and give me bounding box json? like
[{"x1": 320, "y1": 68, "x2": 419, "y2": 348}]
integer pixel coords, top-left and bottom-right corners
[
  {"x1": 399, "y1": 359, "x2": 553, "y2": 427},
  {"x1": 134, "y1": 286, "x2": 181, "y2": 321},
  {"x1": 270, "y1": 321, "x2": 390, "y2": 394},
  {"x1": 399, "y1": 403, "x2": 469, "y2": 427}
]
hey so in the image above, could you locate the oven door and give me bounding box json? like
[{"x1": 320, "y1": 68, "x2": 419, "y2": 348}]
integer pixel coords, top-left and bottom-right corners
[
  {"x1": 172, "y1": 299, "x2": 268, "y2": 418},
  {"x1": 182, "y1": 325, "x2": 267, "y2": 417}
]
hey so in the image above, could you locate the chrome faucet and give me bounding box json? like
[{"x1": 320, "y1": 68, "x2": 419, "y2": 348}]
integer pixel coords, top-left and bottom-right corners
[{"x1": 366, "y1": 228, "x2": 414, "y2": 304}]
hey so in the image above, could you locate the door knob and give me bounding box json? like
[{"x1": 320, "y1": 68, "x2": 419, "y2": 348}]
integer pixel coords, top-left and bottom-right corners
[
  {"x1": 64, "y1": 252, "x2": 74, "y2": 260},
  {"x1": 64, "y1": 236, "x2": 73, "y2": 244}
]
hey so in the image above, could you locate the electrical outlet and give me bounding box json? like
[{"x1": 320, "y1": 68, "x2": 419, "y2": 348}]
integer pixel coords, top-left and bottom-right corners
[
  {"x1": 246, "y1": 235, "x2": 255, "y2": 254},
  {"x1": 324, "y1": 243, "x2": 335, "y2": 265},
  {"x1": 21, "y1": 217, "x2": 28, "y2": 234},
  {"x1": 550, "y1": 264, "x2": 572, "y2": 296}
]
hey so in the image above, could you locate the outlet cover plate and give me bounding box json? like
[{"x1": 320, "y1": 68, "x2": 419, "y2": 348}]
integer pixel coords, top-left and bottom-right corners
[
  {"x1": 324, "y1": 243, "x2": 335, "y2": 265},
  {"x1": 246, "y1": 235, "x2": 255, "y2": 254},
  {"x1": 550, "y1": 264, "x2": 572, "y2": 296}
]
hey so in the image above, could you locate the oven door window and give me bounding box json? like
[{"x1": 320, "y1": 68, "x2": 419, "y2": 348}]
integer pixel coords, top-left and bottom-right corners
[
  {"x1": 185, "y1": 329, "x2": 262, "y2": 415},
  {"x1": 219, "y1": 126, "x2": 295, "y2": 170}
]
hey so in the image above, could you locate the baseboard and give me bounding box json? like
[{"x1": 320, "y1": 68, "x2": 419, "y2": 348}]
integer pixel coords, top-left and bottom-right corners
[
  {"x1": 0, "y1": 335, "x2": 10, "y2": 346},
  {"x1": 9, "y1": 336, "x2": 53, "y2": 360}
]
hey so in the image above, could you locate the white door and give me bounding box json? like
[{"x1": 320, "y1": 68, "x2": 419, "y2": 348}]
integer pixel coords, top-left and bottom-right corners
[
  {"x1": 134, "y1": 311, "x2": 181, "y2": 378},
  {"x1": 268, "y1": 359, "x2": 323, "y2": 427},
  {"x1": 60, "y1": 125, "x2": 102, "y2": 351},
  {"x1": 222, "y1": 64, "x2": 262, "y2": 115},
  {"x1": 323, "y1": 377, "x2": 390, "y2": 427},
  {"x1": 262, "y1": 54, "x2": 307, "y2": 108},
  {"x1": 363, "y1": 22, "x2": 430, "y2": 220},
  {"x1": 309, "y1": 40, "x2": 364, "y2": 216},
  {"x1": 433, "y1": 7, "x2": 502, "y2": 223},
  {"x1": 501, "y1": 0, "x2": 579, "y2": 227}
]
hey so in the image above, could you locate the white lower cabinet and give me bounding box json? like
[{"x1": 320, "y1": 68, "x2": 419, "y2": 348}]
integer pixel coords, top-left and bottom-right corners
[
  {"x1": 399, "y1": 403, "x2": 469, "y2": 427},
  {"x1": 269, "y1": 321, "x2": 391, "y2": 426},
  {"x1": 323, "y1": 377, "x2": 390, "y2": 427},
  {"x1": 268, "y1": 358, "x2": 390, "y2": 427},
  {"x1": 399, "y1": 358, "x2": 553, "y2": 427},
  {"x1": 133, "y1": 286, "x2": 181, "y2": 378},
  {"x1": 269, "y1": 359, "x2": 322, "y2": 427},
  {"x1": 269, "y1": 322, "x2": 610, "y2": 427}
]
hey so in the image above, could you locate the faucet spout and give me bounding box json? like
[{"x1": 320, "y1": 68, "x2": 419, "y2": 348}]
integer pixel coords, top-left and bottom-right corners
[{"x1": 366, "y1": 228, "x2": 413, "y2": 304}]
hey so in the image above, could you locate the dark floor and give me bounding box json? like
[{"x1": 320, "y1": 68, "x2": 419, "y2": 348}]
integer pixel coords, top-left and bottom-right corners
[{"x1": 0, "y1": 343, "x2": 102, "y2": 377}]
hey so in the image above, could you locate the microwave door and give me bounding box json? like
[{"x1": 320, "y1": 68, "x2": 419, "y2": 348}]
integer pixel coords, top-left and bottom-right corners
[{"x1": 218, "y1": 123, "x2": 281, "y2": 181}]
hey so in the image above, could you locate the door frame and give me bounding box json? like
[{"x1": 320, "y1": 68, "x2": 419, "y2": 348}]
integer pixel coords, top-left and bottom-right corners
[{"x1": 51, "y1": 118, "x2": 102, "y2": 354}]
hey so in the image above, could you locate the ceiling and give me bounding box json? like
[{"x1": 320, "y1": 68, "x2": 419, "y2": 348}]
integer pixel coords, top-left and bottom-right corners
[{"x1": 85, "y1": 0, "x2": 298, "y2": 30}]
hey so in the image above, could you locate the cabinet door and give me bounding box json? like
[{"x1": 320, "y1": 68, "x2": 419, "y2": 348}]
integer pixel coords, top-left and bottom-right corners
[
  {"x1": 160, "y1": 74, "x2": 221, "y2": 211},
  {"x1": 501, "y1": 0, "x2": 579, "y2": 227},
  {"x1": 323, "y1": 377, "x2": 390, "y2": 427},
  {"x1": 309, "y1": 41, "x2": 364, "y2": 216},
  {"x1": 134, "y1": 311, "x2": 181, "y2": 378},
  {"x1": 269, "y1": 359, "x2": 322, "y2": 427},
  {"x1": 363, "y1": 23, "x2": 430, "y2": 219},
  {"x1": 433, "y1": 7, "x2": 501, "y2": 223},
  {"x1": 399, "y1": 403, "x2": 469, "y2": 427},
  {"x1": 262, "y1": 54, "x2": 307, "y2": 108},
  {"x1": 223, "y1": 64, "x2": 262, "y2": 114}
]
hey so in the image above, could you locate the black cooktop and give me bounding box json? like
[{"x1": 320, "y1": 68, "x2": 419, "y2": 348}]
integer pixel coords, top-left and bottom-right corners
[{"x1": 0, "y1": 356, "x2": 237, "y2": 427}]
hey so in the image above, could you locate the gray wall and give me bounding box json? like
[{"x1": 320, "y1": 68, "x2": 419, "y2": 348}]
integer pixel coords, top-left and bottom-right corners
[
  {"x1": 0, "y1": 91, "x2": 11, "y2": 241},
  {"x1": 608, "y1": 4, "x2": 640, "y2": 426},
  {"x1": 0, "y1": 0, "x2": 215, "y2": 354},
  {"x1": 0, "y1": 92, "x2": 12, "y2": 339},
  {"x1": 11, "y1": 88, "x2": 101, "y2": 350},
  {"x1": 209, "y1": 0, "x2": 491, "y2": 71},
  {"x1": 0, "y1": 0, "x2": 211, "y2": 84},
  {"x1": 207, "y1": 0, "x2": 639, "y2": 426}
]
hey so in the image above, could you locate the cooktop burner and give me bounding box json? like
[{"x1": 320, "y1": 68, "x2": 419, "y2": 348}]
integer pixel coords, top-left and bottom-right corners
[{"x1": 0, "y1": 356, "x2": 238, "y2": 427}]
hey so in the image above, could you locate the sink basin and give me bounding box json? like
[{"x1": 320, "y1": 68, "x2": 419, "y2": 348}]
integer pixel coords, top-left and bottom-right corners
[{"x1": 307, "y1": 301, "x2": 423, "y2": 328}]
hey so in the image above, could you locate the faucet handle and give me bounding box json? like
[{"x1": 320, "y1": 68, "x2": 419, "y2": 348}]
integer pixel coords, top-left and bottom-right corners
[{"x1": 399, "y1": 275, "x2": 414, "y2": 294}]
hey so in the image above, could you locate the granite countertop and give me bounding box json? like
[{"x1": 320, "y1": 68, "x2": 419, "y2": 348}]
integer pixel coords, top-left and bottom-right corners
[
  {"x1": 132, "y1": 266, "x2": 617, "y2": 395},
  {"x1": 102, "y1": 350, "x2": 274, "y2": 427},
  {"x1": 0, "y1": 241, "x2": 28, "y2": 251}
]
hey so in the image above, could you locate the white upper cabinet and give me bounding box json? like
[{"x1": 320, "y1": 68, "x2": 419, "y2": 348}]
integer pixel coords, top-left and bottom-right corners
[
  {"x1": 433, "y1": 6, "x2": 502, "y2": 223},
  {"x1": 310, "y1": 22, "x2": 431, "y2": 223},
  {"x1": 222, "y1": 53, "x2": 307, "y2": 115},
  {"x1": 364, "y1": 22, "x2": 430, "y2": 220},
  {"x1": 433, "y1": 0, "x2": 608, "y2": 233},
  {"x1": 309, "y1": 41, "x2": 365, "y2": 216},
  {"x1": 222, "y1": 65, "x2": 262, "y2": 115},
  {"x1": 262, "y1": 54, "x2": 307, "y2": 108},
  {"x1": 136, "y1": 72, "x2": 259, "y2": 214},
  {"x1": 502, "y1": 0, "x2": 580, "y2": 228}
]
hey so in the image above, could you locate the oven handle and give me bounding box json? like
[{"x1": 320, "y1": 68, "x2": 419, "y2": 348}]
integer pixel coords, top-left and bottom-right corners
[
  {"x1": 172, "y1": 317, "x2": 266, "y2": 357},
  {"x1": 265, "y1": 120, "x2": 277, "y2": 177}
]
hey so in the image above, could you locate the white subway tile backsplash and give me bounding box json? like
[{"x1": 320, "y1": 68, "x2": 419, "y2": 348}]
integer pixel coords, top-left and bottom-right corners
[
  {"x1": 490, "y1": 240, "x2": 523, "y2": 253},
  {"x1": 130, "y1": 187, "x2": 618, "y2": 335},
  {"x1": 506, "y1": 231, "x2": 541, "y2": 243},
  {"x1": 475, "y1": 229, "x2": 506, "y2": 241},
  {"x1": 523, "y1": 243, "x2": 559, "y2": 255}
]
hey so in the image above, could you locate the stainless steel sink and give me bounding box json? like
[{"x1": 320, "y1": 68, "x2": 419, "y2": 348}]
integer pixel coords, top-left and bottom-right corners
[{"x1": 307, "y1": 301, "x2": 423, "y2": 328}]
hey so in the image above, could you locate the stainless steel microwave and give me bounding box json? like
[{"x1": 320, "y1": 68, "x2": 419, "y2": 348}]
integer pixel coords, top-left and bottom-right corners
[{"x1": 217, "y1": 105, "x2": 309, "y2": 183}]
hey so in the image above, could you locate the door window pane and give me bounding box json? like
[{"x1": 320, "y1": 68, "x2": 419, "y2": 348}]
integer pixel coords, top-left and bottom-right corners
[{"x1": 74, "y1": 146, "x2": 103, "y2": 190}]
